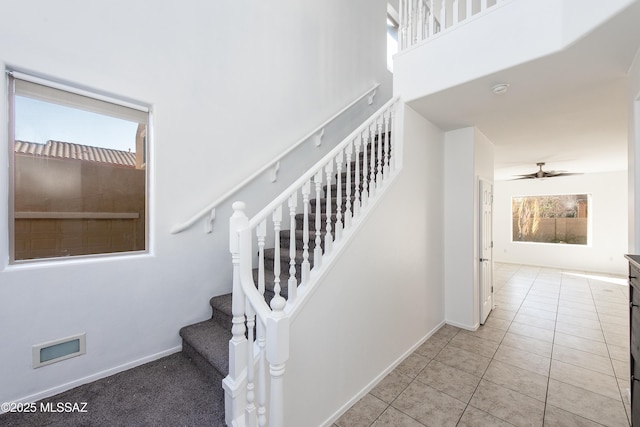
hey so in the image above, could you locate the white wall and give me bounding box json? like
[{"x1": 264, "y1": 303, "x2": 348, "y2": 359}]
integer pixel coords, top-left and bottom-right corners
[
  {"x1": 494, "y1": 172, "x2": 628, "y2": 275},
  {"x1": 443, "y1": 127, "x2": 494, "y2": 330},
  {"x1": 0, "y1": 0, "x2": 392, "y2": 405},
  {"x1": 629, "y1": 47, "x2": 640, "y2": 253},
  {"x1": 285, "y1": 105, "x2": 445, "y2": 426},
  {"x1": 394, "y1": 0, "x2": 636, "y2": 101}
]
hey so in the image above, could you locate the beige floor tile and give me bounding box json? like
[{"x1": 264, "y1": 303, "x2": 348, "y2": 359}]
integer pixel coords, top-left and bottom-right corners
[
  {"x1": 457, "y1": 406, "x2": 514, "y2": 427},
  {"x1": 459, "y1": 324, "x2": 507, "y2": 343},
  {"x1": 603, "y1": 329, "x2": 630, "y2": 348},
  {"x1": 434, "y1": 345, "x2": 491, "y2": 377},
  {"x1": 431, "y1": 325, "x2": 459, "y2": 342},
  {"x1": 553, "y1": 331, "x2": 608, "y2": 357},
  {"x1": 612, "y1": 358, "x2": 630, "y2": 379},
  {"x1": 335, "y1": 393, "x2": 388, "y2": 427},
  {"x1": 552, "y1": 344, "x2": 615, "y2": 376},
  {"x1": 508, "y1": 321, "x2": 555, "y2": 343},
  {"x1": 608, "y1": 343, "x2": 630, "y2": 362},
  {"x1": 517, "y1": 306, "x2": 557, "y2": 321},
  {"x1": 370, "y1": 369, "x2": 412, "y2": 404},
  {"x1": 557, "y1": 305, "x2": 599, "y2": 321},
  {"x1": 598, "y1": 312, "x2": 629, "y2": 330},
  {"x1": 469, "y1": 379, "x2": 544, "y2": 427},
  {"x1": 391, "y1": 381, "x2": 466, "y2": 427},
  {"x1": 500, "y1": 332, "x2": 552, "y2": 358},
  {"x1": 550, "y1": 359, "x2": 620, "y2": 400},
  {"x1": 482, "y1": 315, "x2": 511, "y2": 331},
  {"x1": 371, "y1": 406, "x2": 424, "y2": 427},
  {"x1": 396, "y1": 352, "x2": 430, "y2": 378},
  {"x1": 521, "y1": 300, "x2": 558, "y2": 313},
  {"x1": 490, "y1": 307, "x2": 518, "y2": 321},
  {"x1": 414, "y1": 336, "x2": 448, "y2": 359},
  {"x1": 558, "y1": 299, "x2": 597, "y2": 312},
  {"x1": 483, "y1": 360, "x2": 548, "y2": 401},
  {"x1": 555, "y1": 313, "x2": 601, "y2": 330},
  {"x1": 416, "y1": 359, "x2": 481, "y2": 403},
  {"x1": 513, "y1": 312, "x2": 555, "y2": 331},
  {"x1": 525, "y1": 294, "x2": 558, "y2": 306},
  {"x1": 546, "y1": 379, "x2": 629, "y2": 427},
  {"x1": 601, "y1": 320, "x2": 629, "y2": 336},
  {"x1": 448, "y1": 332, "x2": 500, "y2": 358},
  {"x1": 543, "y1": 404, "x2": 605, "y2": 427},
  {"x1": 555, "y1": 321, "x2": 604, "y2": 342},
  {"x1": 493, "y1": 345, "x2": 551, "y2": 376}
]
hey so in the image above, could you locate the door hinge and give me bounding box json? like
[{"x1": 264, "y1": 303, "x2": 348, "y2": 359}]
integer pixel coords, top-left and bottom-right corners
[
  {"x1": 491, "y1": 241, "x2": 494, "y2": 248},
  {"x1": 491, "y1": 286, "x2": 494, "y2": 293}
]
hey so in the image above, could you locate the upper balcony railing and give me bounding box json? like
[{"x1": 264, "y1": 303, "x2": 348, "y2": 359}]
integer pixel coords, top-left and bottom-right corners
[{"x1": 399, "y1": 0, "x2": 507, "y2": 51}]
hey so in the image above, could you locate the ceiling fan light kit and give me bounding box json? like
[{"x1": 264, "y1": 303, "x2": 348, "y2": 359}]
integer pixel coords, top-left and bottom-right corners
[{"x1": 513, "y1": 162, "x2": 582, "y2": 180}]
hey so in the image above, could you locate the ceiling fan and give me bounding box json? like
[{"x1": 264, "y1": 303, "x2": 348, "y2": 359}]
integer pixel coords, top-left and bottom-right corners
[{"x1": 514, "y1": 162, "x2": 581, "y2": 180}]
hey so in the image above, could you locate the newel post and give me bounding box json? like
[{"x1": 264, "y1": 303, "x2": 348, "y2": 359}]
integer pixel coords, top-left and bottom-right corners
[
  {"x1": 266, "y1": 310, "x2": 289, "y2": 427},
  {"x1": 223, "y1": 201, "x2": 250, "y2": 426}
]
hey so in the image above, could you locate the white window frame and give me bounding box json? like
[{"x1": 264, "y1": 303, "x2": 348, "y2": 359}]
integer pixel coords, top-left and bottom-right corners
[{"x1": 7, "y1": 70, "x2": 151, "y2": 264}]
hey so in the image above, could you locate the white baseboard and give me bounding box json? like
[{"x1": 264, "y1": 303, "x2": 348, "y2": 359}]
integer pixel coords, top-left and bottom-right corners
[
  {"x1": 445, "y1": 319, "x2": 478, "y2": 331},
  {"x1": 321, "y1": 320, "x2": 446, "y2": 427},
  {"x1": 2, "y1": 346, "x2": 182, "y2": 413}
]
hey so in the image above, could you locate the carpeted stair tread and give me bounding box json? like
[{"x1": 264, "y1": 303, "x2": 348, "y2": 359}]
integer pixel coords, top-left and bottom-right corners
[
  {"x1": 210, "y1": 293, "x2": 233, "y2": 330},
  {"x1": 179, "y1": 319, "x2": 231, "y2": 377}
]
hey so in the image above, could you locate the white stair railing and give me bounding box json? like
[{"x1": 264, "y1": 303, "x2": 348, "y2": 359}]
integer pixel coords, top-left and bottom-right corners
[
  {"x1": 399, "y1": 0, "x2": 507, "y2": 50},
  {"x1": 225, "y1": 96, "x2": 401, "y2": 426}
]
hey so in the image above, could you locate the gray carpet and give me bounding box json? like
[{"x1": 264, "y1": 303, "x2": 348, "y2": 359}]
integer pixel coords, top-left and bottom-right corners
[{"x1": 0, "y1": 352, "x2": 226, "y2": 426}]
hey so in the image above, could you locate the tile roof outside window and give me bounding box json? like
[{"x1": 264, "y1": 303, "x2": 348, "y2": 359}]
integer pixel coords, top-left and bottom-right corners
[{"x1": 14, "y1": 140, "x2": 137, "y2": 168}]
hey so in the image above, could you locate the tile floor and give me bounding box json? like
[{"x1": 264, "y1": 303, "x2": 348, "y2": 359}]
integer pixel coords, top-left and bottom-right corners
[{"x1": 334, "y1": 263, "x2": 631, "y2": 427}]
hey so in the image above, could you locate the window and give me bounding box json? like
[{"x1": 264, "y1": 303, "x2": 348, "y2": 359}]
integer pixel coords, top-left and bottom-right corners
[
  {"x1": 512, "y1": 194, "x2": 589, "y2": 245},
  {"x1": 8, "y1": 71, "x2": 149, "y2": 262}
]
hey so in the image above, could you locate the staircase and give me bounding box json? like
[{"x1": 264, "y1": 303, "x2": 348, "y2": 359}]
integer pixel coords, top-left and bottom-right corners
[
  {"x1": 177, "y1": 96, "x2": 399, "y2": 425},
  {"x1": 178, "y1": 134, "x2": 390, "y2": 389}
]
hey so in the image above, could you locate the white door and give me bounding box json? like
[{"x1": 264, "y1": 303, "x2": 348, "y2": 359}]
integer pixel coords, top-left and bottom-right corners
[{"x1": 479, "y1": 179, "x2": 494, "y2": 324}]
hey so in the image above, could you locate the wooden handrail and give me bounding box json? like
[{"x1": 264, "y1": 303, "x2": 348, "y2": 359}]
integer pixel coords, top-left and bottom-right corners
[{"x1": 170, "y1": 83, "x2": 380, "y2": 235}]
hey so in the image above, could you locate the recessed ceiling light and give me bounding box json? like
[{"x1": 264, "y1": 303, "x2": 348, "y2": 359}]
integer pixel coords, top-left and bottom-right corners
[{"x1": 492, "y1": 83, "x2": 510, "y2": 95}]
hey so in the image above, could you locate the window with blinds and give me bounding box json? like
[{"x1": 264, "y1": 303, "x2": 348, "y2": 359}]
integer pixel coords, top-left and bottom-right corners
[{"x1": 7, "y1": 71, "x2": 149, "y2": 262}]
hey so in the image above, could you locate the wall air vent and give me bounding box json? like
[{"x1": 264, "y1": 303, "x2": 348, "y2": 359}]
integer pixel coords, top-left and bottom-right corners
[{"x1": 32, "y1": 333, "x2": 86, "y2": 368}]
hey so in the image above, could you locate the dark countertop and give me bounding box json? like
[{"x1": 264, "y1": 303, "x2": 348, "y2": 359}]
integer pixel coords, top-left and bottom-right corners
[{"x1": 625, "y1": 254, "x2": 640, "y2": 270}]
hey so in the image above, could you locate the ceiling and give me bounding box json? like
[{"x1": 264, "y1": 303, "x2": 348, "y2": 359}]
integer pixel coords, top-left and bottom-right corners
[{"x1": 407, "y1": 1, "x2": 640, "y2": 181}]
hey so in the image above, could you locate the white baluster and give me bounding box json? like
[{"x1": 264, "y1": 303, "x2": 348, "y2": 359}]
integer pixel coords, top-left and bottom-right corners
[
  {"x1": 257, "y1": 220, "x2": 266, "y2": 297},
  {"x1": 353, "y1": 137, "x2": 362, "y2": 218},
  {"x1": 407, "y1": 0, "x2": 416, "y2": 46},
  {"x1": 453, "y1": 0, "x2": 459, "y2": 25},
  {"x1": 376, "y1": 118, "x2": 383, "y2": 185},
  {"x1": 417, "y1": 0, "x2": 424, "y2": 42},
  {"x1": 361, "y1": 130, "x2": 369, "y2": 208},
  {"x1": 313, "y1": 171, "x2": 323, "y2": 268},
  {"x1": 368, "y1": 123, "x2": 376, "y2": 197},
  {"x1": 245, "y1": 300, "x2": 256, "y2": 427},
  {"x1": 440, "y1": 0, "x2": 446, "y2": 31},
  {"x1": 257, "y1": 318, "x2": 267, "y2": 427},
  {"x1": 301, "y1": 180, "x2": 311, "y2": 284},
  {"x1": 287, "y1": 193, "x2": 297, "y2": 302},
  {"x1": 390, "y1": 106, "x2": 397, "y2": 174},
  {"x1": 481, "y1": 0, "x2": 488, "y2": 12},
  {"x1": 382, "y1": 111, "x2": 390, "y2": 178},
  {"x1": 344, "y1": 142, "x2": 353, "y2": 229},
  {"x1": 429, "y1": 0, "x2": 435, "y2": 36},
  {"x1": 466, "y1": 0, "x2": 472, "y2": 20},
  {"x1": 324, "y1": 162, "x2": 334, "y2": 254},
  {"x1": 271, "y1": 206, "x2": 286, "y2": 310},
  {"x1": 334, "y1": 150, "x2": 344, "y2": 242}
]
